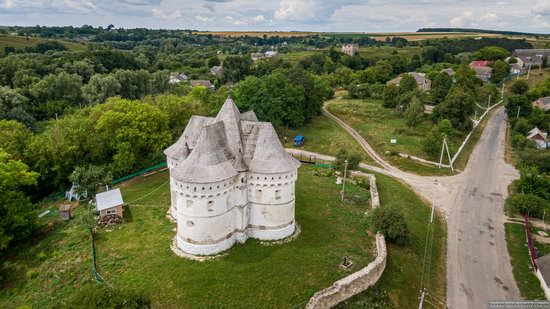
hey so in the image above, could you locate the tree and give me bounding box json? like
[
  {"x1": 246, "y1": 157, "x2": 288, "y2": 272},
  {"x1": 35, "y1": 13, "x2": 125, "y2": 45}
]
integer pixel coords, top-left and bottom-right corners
[
  {"x1": 511, "y1": 80, "x2": 529, "y2": 94},
  {"x1": 0, "y1": 119, "x2": 33, "y2": 159},
  {"x1": 383, "y1": 84, "x2": 400, "y2": 108},
  {"x1": 423, "y1": 119, "x2": 454, "y2": 156},
  {"x1": 113, "y1": 69, "x2": 152, "y2": 100},
  {"x1": 69, "y1": 165, "x2": 113, "y2": 197},
  {"x1": 207, "y1": 56, "x2": 221, "y2": 68},
  {"x1": 221, "y1": 55, "x2": 252, "y2": 84},
  {"x1": 506, "y1": 95, "x2": 532, "y2": 119},
  {"x1": 372, "y1": 60, "x2": 393, "y2": 83},
  {"x1": 404, "y1": 96, "x2": 424, "y2": 128},
  {"x1": 0, "y1": 151, "x2": 38, "y2": 251},
  {"x1": 431, "y1": 72, "x2": 453, "y2": 104},
  {"x1": 334, "y1": 148, "x2": 361, "y2": 174},
  {"x1": 506, "y1": 193, "x2": 549, "y2": 218},
  {"x1": 369, "y1": 207, "x2": 410, "y2": 245},
  {"x1": 490, "y1": 60, "x2": 510, "y2": 83},
  {"x1": 434, "y1": 86, "x2": 475, "y2": 132},
  {"x1": 398, "y1": 74, "x2": 418, "y2": 95},
  {"x1": 82, "y1": 74, "x2": 121, "y2": 105},
  {"x1": 474, "y1": 46, "x2": 509, "y2": 61}
]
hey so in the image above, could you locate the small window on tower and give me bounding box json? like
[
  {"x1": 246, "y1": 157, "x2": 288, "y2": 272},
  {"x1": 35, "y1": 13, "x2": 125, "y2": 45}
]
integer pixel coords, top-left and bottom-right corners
[
  {"x1": 275, "y1": 190, "x2": 281, "y2": 200},
  {"x1": 186, "y1": 200, "x2": 193, "y2": 210},
  {"x1": 207, "y1": 201, "x2": 214, "y2": 212},
  {"x1": 256, "y1": 189, "x2": 262, "y2": 199}
]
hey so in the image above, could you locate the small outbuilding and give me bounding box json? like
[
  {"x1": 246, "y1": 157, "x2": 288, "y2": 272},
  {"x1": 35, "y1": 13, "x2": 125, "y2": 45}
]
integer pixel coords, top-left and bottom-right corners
[
  {"x1": 59, "y1": 204, "x2": 72, "y2": 221},
  {"x1": 96, "y1": 188, "x2": 124, "y2": 220}
]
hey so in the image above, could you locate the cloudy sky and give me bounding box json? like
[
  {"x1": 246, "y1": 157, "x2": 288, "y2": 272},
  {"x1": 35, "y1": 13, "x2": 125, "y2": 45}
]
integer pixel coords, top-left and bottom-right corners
[{"x1": 0, "y1": 0, "x2": 549, "y2": 33}]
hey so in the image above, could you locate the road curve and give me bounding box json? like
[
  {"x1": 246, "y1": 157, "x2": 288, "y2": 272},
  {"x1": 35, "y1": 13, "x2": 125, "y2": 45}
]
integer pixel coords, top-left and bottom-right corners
[{"x1": 317, "y1": 101, "x2": 521, "y2": 308}]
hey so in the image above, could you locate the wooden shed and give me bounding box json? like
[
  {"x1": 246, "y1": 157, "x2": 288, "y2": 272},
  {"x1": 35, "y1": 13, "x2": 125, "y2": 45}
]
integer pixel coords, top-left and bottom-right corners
[
  {"x1": 96, "y1": 188, "x2": 124, "y2": 220},
  {"x1": 59, "y1": 204, "x2": 71, "y2": 221}
]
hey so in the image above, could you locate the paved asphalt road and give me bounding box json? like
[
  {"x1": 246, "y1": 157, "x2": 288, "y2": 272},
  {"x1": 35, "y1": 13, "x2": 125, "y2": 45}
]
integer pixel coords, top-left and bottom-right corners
[{"x1": 445, "y1": 107, "x2": 520, "y2": 308}]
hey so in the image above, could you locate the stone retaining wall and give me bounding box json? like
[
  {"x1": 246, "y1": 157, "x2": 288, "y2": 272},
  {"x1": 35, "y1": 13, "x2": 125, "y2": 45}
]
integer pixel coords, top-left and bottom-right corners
[{"x1": 306, "y1": 173, "x2": 387, "y2": 309}]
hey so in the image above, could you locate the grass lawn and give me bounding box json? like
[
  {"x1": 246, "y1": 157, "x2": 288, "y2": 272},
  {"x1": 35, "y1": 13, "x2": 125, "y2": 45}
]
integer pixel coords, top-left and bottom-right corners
[
  {"x1": 505, "y1": 223, "x2": 547, "y2": 300},
  {"x1": 328, "y1": 98, "x2": 457, "y2": 175},
  {"x1": 280, "y1": 114, "x2": 380, "y2": 167},
  {"x1": 358, "y1": 46, "x2": 423, "y2": 60},
  {"x1": 0, "y1": 35, "x2": 86, "y2": 56},
  {"x1": 339, "y1": 172, "x2": 447, "y2": 308},
  {"x1": 504, "y1": 68, "x2": 550, "y2": 92},
  {"x1": 0, "y1": 165, "x2": 375, "y2": 308}
]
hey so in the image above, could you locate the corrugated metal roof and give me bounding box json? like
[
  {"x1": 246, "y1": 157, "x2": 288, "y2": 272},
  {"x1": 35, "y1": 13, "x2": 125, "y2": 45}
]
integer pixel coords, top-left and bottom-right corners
[{"x1": 96, "y1": 188, "x2": 124, "y2": 211}]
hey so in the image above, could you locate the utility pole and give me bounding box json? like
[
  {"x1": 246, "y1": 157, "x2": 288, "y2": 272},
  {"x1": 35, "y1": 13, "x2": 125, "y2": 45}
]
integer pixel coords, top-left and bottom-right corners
[
  {"x1": 341, "y1": 159, "x2": 348, "y2": 202},
  {"x1": 501, "y1": 82, "x2": 505, "y2": 99},
  {"x1": 418, "y1": 288, "x2": 426, "y2": 309},
  {"x1": 488, "y1": 95, "x2": 491, "y2": 109},
  {"x1": 527, "y1": 64, "x2": 531, "y2": 80},
  {"x1": 517, "y1": 106, "x2": 521, "y2": 118}
]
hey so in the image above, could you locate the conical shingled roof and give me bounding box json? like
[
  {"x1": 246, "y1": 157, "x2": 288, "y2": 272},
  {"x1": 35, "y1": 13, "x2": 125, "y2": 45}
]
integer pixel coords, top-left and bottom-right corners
[
  {"x1": 247, "y1": 123, "x2": 301, "y2": 174},
  {"x1": 172, "y1": 121, "x2": 238, "y2": 183},
  {"x1": 214, "y1": 97, "x2": 243, "y2": 156},
  {"x1": 164, "y1": 115, "x2": 214, "y2": 159},
  {"x1": 241, "y1": 110, "x2": 259, "y2": 122}
]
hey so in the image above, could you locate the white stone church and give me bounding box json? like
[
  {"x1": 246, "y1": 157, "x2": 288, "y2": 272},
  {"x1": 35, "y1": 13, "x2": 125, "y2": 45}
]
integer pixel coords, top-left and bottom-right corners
[{"x1": 164, "y1": 97, "x2": 300, "y2": 256}]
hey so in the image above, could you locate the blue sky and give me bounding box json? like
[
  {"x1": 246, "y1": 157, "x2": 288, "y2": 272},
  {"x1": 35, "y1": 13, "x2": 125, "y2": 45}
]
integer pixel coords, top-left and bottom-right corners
[{"x1": 0, "y1": 0, "x2": 549, "y2": 33}]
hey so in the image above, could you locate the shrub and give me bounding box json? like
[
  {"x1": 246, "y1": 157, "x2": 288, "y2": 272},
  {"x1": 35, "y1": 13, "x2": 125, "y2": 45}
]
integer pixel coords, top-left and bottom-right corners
[
  {"x1": 369, "y1": 207, "x2": 410, "y2": 245},
  {"x1": 26, "y1": 269, "x2": 37, "y2": 279},
  {"x1": 334, "y1": 149, "x2": 361, "y2": 174},
  {"x1": 66, "y1": 285, "x2": 151, "y2": 309},
  {"x1": 354, "y1": 176, "x2": 371, "y2": 191},
  {"x1": 506, "y1": 193, "x2": 550, "y2": 218},
  {"x1": 511, "y1": 80, "x2": 529, "y2": 95}
]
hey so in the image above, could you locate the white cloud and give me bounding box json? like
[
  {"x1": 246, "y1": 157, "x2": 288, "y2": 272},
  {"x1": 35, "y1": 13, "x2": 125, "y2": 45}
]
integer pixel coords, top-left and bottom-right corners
[
  {"x1": 274, "y1": 0, "x2": 315, "y2": 21},
  {"x1": 532, "y1": 1, "x2": 550, "y2": 16},
  {"x1": 152, "y1": 8, "x2": 182, "y2": 20},
  {"x1": 196, "y1": 15, "x2": 214, "y2": 23},
  {"x1": 1, "y1": 0, "x2": 15, "y2": 9},
  {"x1": 252, "y1": 14, "x2": 266, "y2": 22}
]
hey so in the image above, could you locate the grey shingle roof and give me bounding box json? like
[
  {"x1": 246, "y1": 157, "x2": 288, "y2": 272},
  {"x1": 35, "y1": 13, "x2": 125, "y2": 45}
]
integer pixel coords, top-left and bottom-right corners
[{"x1": 166, "y1": 97, "x2": 300, "y2": 183}]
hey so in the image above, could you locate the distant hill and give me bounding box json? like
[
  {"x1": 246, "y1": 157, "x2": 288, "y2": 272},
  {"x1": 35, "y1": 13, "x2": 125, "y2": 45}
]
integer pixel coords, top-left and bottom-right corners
[
  {"x1": 0, "y1": 35, "x2": 86, "y2": 56},
  {"x1": 417, "y1": 28, "x2": 549, "y2": 37}
]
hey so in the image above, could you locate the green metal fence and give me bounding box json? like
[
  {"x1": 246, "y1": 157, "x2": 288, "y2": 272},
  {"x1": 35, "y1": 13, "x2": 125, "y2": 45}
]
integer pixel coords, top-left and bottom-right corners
[{"x1": 112, "y1": 162, "x2": 167, "y2": 185}]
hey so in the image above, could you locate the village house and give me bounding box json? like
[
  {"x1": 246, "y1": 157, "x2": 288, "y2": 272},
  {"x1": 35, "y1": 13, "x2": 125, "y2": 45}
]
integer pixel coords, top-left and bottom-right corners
[
  {"x1": 441, "y1": 68, "x2": 455, "y2": 76},
  {"x1": 190, "y1": 80, "x2": 215, "y2": 90},
  {"x1": 469, "y1": 61, "x2": 493, "y2": 82},
  {"x1": 209, "y1": 66, "x2": 223, "y2": 76},
  {"x1": 513, "y1": 49, "x2": 550, "y2": 68},
  {"x1": 387, "y1": 72, "x2": 432, "y2": 91},
  {"x1": 96, "y1": 188, "x2": 124, "y2": 220},
  {"x1": 251, "y1": 52, "x2": 265, "y2": 61},
  {"x1": 527, "y1": 127, "x2": 549, "y2": 150},
  {"x1": 341, "y1": 43, "x2": 359, "y2": 56},
  {"x1": 165, "y1": 97, "x2": 300, "y2": 256},
  {"x1": 169, "y1": 72, "x2": 188, "y2": 84},
  {"x1": 532, "y1": 97, "x2": 550, "y2": 112},
  {"x1": 265, "y1": 50, "x2": 278, "y2": 57}
]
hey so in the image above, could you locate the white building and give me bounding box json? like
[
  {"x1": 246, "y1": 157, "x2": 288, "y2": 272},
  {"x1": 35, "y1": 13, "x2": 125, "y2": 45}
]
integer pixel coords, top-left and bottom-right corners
[
  {"x1": 164, "y1": 97, "x2": 301, "y2": 256},
  {"x1": 169, "y1": 73, "x2": 188, "y2": 84},
  {"x1": 341, "y1": 44, "x2": 359, "y2": 56}
]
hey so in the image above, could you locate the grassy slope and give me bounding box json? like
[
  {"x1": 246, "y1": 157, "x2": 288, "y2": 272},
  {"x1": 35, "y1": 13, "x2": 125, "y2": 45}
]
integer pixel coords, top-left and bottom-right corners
[
  {"x1": 0, "y1": 165, "x2": 374, "y2": 308},
  {"x1": 340, "y1": 172, "x2": 447, "y2": 308},
  {"x1": 281, "y1": 114, "x2": 380, "y2": 166},
  {"x1": 0, "y1": 35, "x2": 86, "y2": 56}
]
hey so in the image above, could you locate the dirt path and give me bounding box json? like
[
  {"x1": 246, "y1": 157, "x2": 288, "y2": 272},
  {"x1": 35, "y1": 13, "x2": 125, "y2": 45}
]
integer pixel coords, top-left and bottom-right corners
[{"x1": 306, "y1": 103, "x2": 521, "y2": 308}]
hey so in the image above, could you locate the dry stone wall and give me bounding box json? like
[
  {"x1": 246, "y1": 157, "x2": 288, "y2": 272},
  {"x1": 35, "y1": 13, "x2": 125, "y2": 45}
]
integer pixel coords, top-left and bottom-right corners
[{"x1": 306, "y1": 173, "x2": 387, "y2": 309}]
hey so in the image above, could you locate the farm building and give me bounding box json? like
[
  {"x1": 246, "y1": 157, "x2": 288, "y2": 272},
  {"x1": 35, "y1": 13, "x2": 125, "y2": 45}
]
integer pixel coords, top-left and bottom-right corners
[
  {"x1": 59, "y1": 204, "x2": 72, "y2": 221},
  {"x1": 210, "y1": 66, "x2": 223, "y2": 76},
  {"x1": 169, "y1": 73, "x2": 188, "y2": 84},
  {"x1": 532, "y1": 97, "x2": 550, "y2": 112},
  {"x1": 513, "y1": 49, "x2": 550, "y2": 68},
  {"x1": 527, "y1": 127, "x2": 548, "y2": 150},
  {"x1": 251, "y1": 53, "x2": 265, "y2": 61},
  {"x1": 96, "y1": 188, "x2": 124, "y2": 220},
  {"x1": 190, "y1": 80, "x2": 215, "y2": 90},
  {"x1": 341, "y1": 44, "x2": 359, "y2": 56},
  {"x1": 387, "y1": 72, "x2": 432, "y2": 91},
  {"x1": 164, "y1": 97, "x2": 300, "y2": 256}
]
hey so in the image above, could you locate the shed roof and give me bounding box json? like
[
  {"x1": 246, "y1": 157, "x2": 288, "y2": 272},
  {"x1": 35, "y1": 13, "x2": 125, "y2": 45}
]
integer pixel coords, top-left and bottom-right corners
[{"x1": 96, "y1": 188, "x2": 124, "y2": 211}]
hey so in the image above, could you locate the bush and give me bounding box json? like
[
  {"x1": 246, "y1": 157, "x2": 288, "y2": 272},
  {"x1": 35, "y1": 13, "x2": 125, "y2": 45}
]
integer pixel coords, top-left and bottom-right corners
[
  {"x1": 334, "y1": 149, "x2": 361, "y2": 174},
  {"x1": 66, "y1": 285, "x2": 151, "y2": 309},
  {"x1": 369, "y1": 207, "x2": 410, "y2": 245},
  {"x1": 506, "y1": 193, "x2": 550, "y2": 218},
  {"x1": 511, "y1": 80, "x2": 529, "y2": 95},
  {"x1": 354, "y1": 176, "x2": 371, "y2": 191}
]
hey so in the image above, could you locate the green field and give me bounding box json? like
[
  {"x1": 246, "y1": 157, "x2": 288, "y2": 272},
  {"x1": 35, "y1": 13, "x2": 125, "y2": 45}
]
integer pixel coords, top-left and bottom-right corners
[
  {"x1": 504, "y1": 68, "x2": 550, "y2": 92},
  {"x1": 281, "y1": 114, "x2": 380, "y2": 166},
  {"x1": 339, "y1": 172, "x2": 447, "y2": 308},
  {"x1": 0, "y1": 165, "x2": 375, "y2": 308},
  {"x1": 0, "y1": 35, "x2": 86, "y2": 56}
]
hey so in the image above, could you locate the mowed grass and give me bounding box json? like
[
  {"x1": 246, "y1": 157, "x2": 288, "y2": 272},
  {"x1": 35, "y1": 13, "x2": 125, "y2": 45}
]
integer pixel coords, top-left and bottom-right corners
[
  {"x1": 0, "y1": 35, "x2": 86, "y2": 56},
  {"x1": 505, "y1": 223, "x2": 546, "y2": 300},
  {"x1": 280, "y1": 114, "x2": 380, "y2": 166},
  {"x1": 504, "y1": 68, "x2": 550, "y2": 92},
  {"x1": 0, "y1": 165, "x2": 375, "y2": 308},
  {"x1": 328, "y1": 98, "x2": 456, "y2": 175},
  {"x1": 339, "y1": 172, "x2": 447, "y2": 308}
]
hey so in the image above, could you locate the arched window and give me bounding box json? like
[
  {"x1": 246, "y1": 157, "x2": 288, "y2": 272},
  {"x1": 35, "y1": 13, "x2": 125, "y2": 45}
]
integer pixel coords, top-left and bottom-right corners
[
  {"x1": 186, "y1": 220, "x2": 194, "y2": 228},
  {"x1": 207, "y1": 201, "x2": 214, "y2": 212},
  {"x1": 255, "y1": 189, "x2": 262, "y2": 199},
  {"x1": 186, "y1": 200, "x2": 193, "y2": 210},
  {"x1": 275, "y1": 190, "x2": 281, "y2": 200}
]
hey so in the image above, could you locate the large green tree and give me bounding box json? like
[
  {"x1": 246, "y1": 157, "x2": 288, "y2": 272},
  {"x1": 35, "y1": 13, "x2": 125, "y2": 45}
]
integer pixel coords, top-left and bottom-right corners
[
  {"x1": 404, "y1": 96, "x2": 424, "y2": 128},
  {"x1": 431, "y1": 72, "x2": 453, "y2": 104},
  {"x1": 83, "y1": 74, "x2": 122, "y2": 105},
  {"x1": 434, "y1": 86, "x2": 475, "y2": 132}
]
